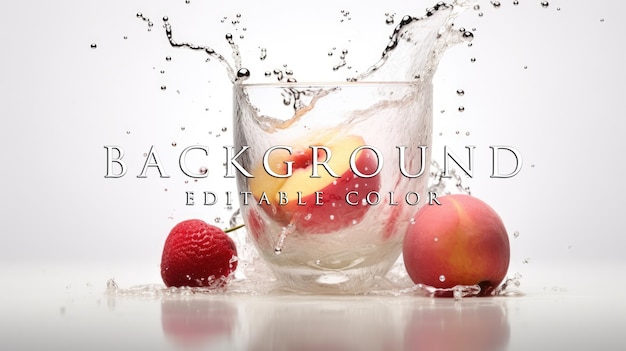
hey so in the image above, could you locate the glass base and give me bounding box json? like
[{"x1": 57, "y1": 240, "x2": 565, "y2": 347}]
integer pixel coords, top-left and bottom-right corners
[{"x1": 266, "y1": 257, "x2": 399, "y2": 294}]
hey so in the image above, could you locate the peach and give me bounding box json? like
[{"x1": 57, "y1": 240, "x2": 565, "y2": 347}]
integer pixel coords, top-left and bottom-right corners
[
  {"x1": 249, "y1": 133, "x2": 381, "y2": 234},
  {"x1": 402, "y1": 194, "x2": 510, "y2": 296}
]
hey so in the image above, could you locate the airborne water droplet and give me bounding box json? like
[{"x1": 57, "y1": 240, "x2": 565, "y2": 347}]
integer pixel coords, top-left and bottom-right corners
[
  {"x1": 90, "y1": 43, "x2": 97, "y2": 49},
  {"x1": 456, "y1": 89, "x2": 465, "y2": 96},
  {"x1": 439, "y1": 275, "x2": 446, "y2": 282},
  {"x1": 236, "y1": 68, "x2": 250, "y2": 80},
  {"x1": 458, "y1": 106, "x2": 465, "y2": 112},
  {"x1": 541, "y1": 1, "x2": 549, "y2": 7}
]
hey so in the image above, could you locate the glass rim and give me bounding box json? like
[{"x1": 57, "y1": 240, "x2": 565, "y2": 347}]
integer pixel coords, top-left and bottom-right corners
[{"x1": 233, "y1": 81, "x2": 424, "y2": 88}]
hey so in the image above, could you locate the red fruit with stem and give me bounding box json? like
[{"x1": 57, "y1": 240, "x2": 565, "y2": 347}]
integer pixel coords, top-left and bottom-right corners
[{"x1": 161, "y1": 219, "x2": 240, "y2": 288}]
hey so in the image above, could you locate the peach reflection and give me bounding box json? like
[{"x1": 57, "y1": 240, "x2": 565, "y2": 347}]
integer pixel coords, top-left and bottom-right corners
[{"x1": 403, "y1": 299, "x2": 510, "y2": 351}]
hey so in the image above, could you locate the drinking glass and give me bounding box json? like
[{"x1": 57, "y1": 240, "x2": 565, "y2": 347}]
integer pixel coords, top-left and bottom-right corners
[{"x1": 233, "y1": 81, "x2": 432, "y2": 293}]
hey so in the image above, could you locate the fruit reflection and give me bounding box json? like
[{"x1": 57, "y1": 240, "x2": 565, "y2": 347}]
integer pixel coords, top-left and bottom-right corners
[
  {"x1": 161, "y1": 296, "x2": 237, "y2": 348},
  {"x1": 403, "y1": 300, "x2": 510, "y2": 351}
]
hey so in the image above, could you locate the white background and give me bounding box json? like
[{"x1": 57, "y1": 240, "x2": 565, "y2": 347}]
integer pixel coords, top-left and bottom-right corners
[{"x1": 1, "y1": 0, "x2": 625, "y2": 293}]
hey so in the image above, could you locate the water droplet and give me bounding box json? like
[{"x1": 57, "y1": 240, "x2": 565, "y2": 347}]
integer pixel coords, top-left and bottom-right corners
[
  {"x1": 456, "y1": 89, "x2": 465, "y2": 96},
  {"x1": 171, "y1": 142, "x2": 177, "y2": 147},
  {"x1": 259, "y1": 48, "x2": 267, "y2": 60},
  {"x1": 513, "y1": 231, "x2": 520, "y2": 238},
  {"x1": 462, "y1": 31, "x2": 473, "y2": 39},
  {"x1": 439, "y1": 275, "x2": 446, "y2": 282},
  {"x1": 522, "y1": 258, "x2": 531, "y2": 264},
  {"x1": 513, "y1": 0, "x2": 519, "y2": 5},
  {"x1": 106, "y1": 279, "x2": 118, "y2": 292},
  {"x1": 458, "y1": 106, "x2": 465, "y2": 112},
  {"x1": 470, "y1": 57, "x2": 476, "y2": 62},
  {"x1": 304, "y1": 213, "x2": 312, "y2": 221},
  {"x1": 160, "y1": 85, "x2": 166, "y2": 90},
  {"x1": 329, "y1": 215, "x2": 335, "y2": 220},
  {"x1": 165, "y1": 56, "x2": 172, "y2": 61},
  {"x1": 90, "y1": 43, "x2": 97, "y2": 49},
  {"x1": 199, "y1": 166, "x2": 208, "y2": 175},
  {"x1": 236, "y1": 68, "x2": 250, "y2": 80},
  {"x1": 126, "y1": 130, "x2": 131, "y2": 135},
  {"x1": 221, "y1": 127, "x2": 227, "y2": 132},
  {"x1": 180, "y1": 126, "x2": 185, "y2": 131},
  {"x1": 491, "y1": 1, "x2": 501, "y2": 8},
  {"x1": 274, "y1": 246, "x2": 282, "y2": 254},
  {"x1": 541, "y1": 1, "x2": 549, "y2": 7},
  {"x1": 434, "y1": 237, "x2": 439, "y2": 242},
  {"x1": 315, "y1": 260, "x2": 321, "y2": 266},
  {"x1": 185, "y1": 0, "x2": 190, "y2": 3},
  {"x1": 473, "y1": 4, "x2": 480, "y2": 10},
  {"x1": 478, "y1": 12, "x2": 484, "y2": 17}
]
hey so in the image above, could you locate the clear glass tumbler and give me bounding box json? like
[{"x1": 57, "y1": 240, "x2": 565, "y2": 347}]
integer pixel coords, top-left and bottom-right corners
[{"x1": 233, "y1": 81, "x2": 433, "y2": 293}]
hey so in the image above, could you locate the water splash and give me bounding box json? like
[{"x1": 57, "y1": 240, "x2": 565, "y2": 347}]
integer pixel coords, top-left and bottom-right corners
[
  {"x1": 495, "y1": 273, "x2": 524, "y2": 296},
  {"x1": 351, "y1": 1, "x2": 473, "y2": 82},
  {"x1": 162, "y1": 16, "x2": 243, "y2": 83}
]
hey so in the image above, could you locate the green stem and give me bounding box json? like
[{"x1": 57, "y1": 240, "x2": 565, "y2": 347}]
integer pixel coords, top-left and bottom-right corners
[{"x1": 224, "y1": 223, "x2": 245, "y2": 233}]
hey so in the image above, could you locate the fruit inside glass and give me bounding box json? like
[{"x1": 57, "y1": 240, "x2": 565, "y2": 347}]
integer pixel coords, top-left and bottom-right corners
[{"x1": 233, "y1": 81, "x2": 432, "y2": 293}]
